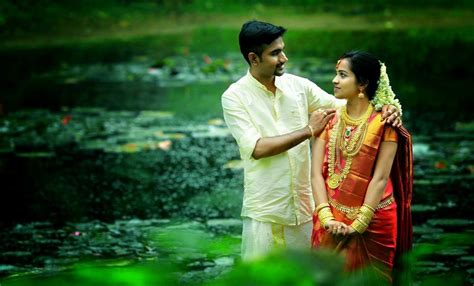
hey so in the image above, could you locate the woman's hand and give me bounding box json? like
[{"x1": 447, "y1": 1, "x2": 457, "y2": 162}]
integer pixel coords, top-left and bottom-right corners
[
  {"x1": 325, "y1": 220, "x2": 350, "y2": 236},
  {"x1": 346, "y1": 225, "x2": 356, "y2": 235}
]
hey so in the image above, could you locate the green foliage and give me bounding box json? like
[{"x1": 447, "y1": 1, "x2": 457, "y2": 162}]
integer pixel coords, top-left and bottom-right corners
[
  {"x1": 2, "y1": 27, "x2": 472, "y2": 89},
  {"x1": 0, "y1": 246, "x2": 387, "y2": 286},
  {"x1": 147, "y1": 223, "x2": 240, "y2": 259},
  {"x1": 1, "y1": 262, "x2": 180, "y2": 286},
  {"x1": 209, "y1": 249, "x2": 392, "y2": 286},
  {"x1": 0, "y1": 0, "x2": 147, "y2": 34},
  {"x1": 283, "y1": 27, "x2": 474, "y2": 84},
  {"x1": 1, "y1": 0, "x2": 472, "y2": 37},
  {"x1": 403, "y1": 232, "x2": 472, "y2": 285}
]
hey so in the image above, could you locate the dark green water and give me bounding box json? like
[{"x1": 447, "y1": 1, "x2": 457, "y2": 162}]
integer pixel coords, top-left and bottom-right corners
[{"x1": 0, "y1": 27, "x2": 473, "y2": 284}]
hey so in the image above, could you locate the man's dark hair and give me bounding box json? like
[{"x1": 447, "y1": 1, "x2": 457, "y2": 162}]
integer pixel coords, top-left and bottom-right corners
[
  {"x1": 339, "y1": 50, "x2": 381, "y2": 100},
  {"x1": 239, "y1": 20, "x2": 287, "y2": 65}
]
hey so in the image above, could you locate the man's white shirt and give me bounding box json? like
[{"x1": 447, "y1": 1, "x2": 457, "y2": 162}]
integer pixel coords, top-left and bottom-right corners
[{"x1": 222, "y1": 71, "x2": 344, "y2": 225}]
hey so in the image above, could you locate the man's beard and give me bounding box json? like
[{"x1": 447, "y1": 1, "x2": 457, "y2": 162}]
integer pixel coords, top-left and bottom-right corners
[{"x1": 274, "y1": 66, "x2": 285, "y2": 76}]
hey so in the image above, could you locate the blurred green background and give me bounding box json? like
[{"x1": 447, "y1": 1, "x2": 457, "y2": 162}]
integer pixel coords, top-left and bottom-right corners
[{"x1": 0, "y1": 0, "x2": 473, "y2": 285}]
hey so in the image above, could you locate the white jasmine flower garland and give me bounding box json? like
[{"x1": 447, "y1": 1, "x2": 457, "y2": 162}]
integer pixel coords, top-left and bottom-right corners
[{"x1": 371, "y1": 62, "x2": 402, "y2": 116}]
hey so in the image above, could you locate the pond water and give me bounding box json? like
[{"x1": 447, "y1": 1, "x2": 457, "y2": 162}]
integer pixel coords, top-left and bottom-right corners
[{"x1": 0, "y1": 53, "x2": 473, "y2": 285}]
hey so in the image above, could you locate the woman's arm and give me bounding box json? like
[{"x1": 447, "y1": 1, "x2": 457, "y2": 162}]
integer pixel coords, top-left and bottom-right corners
[
  {"x1": 363, "y1": 141, "x2": 398, "y2": 209},
  {"x1": 348, "y1": 140, "x2": 398, "y2": 234},
  {"x1": 311, "y1": 137, "x2": 347, "y2": 234}
]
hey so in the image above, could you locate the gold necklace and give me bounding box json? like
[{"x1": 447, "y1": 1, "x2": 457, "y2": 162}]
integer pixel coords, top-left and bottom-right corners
[
  {"x1": 340, "y1": 104, "x2": 373, "y2": 157},
  {"x1": 327, "y1": 105, "x2": 373, "y2": 189},
  {"x1": 341, "y1": 104, "x2": 373, "y2": 125}
]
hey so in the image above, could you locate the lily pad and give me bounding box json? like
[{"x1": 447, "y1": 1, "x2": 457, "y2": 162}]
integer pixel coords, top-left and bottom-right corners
[
  {"x1": 437, "y1": 246, "x2": 469, "y2": 256},
  {"x1": 153, "y1": 130, "x2": 186, "y2": 140},
  {"x1": 105, "y1": 140, "x2": 173, "y2": 153},
  {"x1": 435, "y1": 132, "x2": 474, "y2": 140},
  {"x1": 192, "y1": 126, "x2": 231, "y2": 138},
  {"x1": 206, "y1": 219, "x2": 241, "y2": 228},
  {"x1": 223, "y1": 160, "x2": 244, "y2": 170},
  {"x1": 413, "y1": 225, "x2": 443, "y2": 235},
  {"x1": 427, "y1": 219, "x2": 474, "y2": 227},
  {"x1": 459, "y1": 256, "x2": 474, "y2": 262},
  {"x1": 411, "y1": 204, "x2": 438, "y2": 212},
  {"x1": 0, "y1": 147, "x2": 14, "y2": 154},
  {"x1": 414, "y1": 265, "x2": 450, "y2": 274},
  {"x1": 455, "y1": 121, "x2": 474, "y2": 132},
  {"x1": 213, "y1": 256, "x2": 234, "y2": 267},
  {"x1": 208, "y1": 118, "x2": 225, "y2": 126},
  {"x1": 15, "y1": 152, "x2": 55, "y2": 158},
  {"x1": 0, "y1": 265, "x2": 22, "y2": 271},
  {"x1": 138, "y1": 111, "x2": 174, "y2": 119},
  {"x1": 71, "y1": 107, "x2": 106, "y2": 114},
  {"x1": 2, "y1": 251, "x2": 33, "y2": 257}
]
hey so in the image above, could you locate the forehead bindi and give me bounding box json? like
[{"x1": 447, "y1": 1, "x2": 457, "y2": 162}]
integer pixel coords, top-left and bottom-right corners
[{"x1": 336, "y1": 59, "x2": 351, "y2": 72}]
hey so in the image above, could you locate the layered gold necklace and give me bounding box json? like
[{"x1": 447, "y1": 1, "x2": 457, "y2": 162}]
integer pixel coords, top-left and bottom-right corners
[{"x1": 327, "y1": 104, "x2": 374, "y2": 189}]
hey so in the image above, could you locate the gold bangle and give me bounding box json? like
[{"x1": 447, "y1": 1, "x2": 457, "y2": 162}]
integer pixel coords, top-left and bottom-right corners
[
  {"x1": 357, "y1": 215, "x2": 371, "y2": 227},
  {"x1": 362, "y1": 203, "x2": 376, "y2": 213},
  {"x1": 321, "y1": 217, "x2": 334, "y2": 227},
  {"x1": 351, "y1": 219, "x2": 367, "y2": 233},
  {"x1": 318, "y1": 207, "x2": 335, "y2": 227},
  {"x1": 350, "y1": 205, "x2": 375, "y2": 234},
  {"x1": 315, "y1": 202, "x2": 330, "y2": 213},
  {"x1": 359, "y1": 205, "x2": 375, "y2": 221},
  {"x1": 307, "y1": 125, "x2": 314, "y2": 138}
]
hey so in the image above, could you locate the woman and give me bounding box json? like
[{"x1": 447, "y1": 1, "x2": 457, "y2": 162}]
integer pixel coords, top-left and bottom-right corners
[{"x1": 311, "y1": 51, "x2": 413, "y2": 283}]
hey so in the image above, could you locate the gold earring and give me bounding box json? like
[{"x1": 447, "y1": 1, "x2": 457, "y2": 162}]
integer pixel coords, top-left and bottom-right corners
[{"x1": 358, "y1": 92, "x2": 364, "y2": 98}]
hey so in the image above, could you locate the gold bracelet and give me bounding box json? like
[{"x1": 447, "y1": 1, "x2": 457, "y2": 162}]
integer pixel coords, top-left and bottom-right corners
[
  {"x1": 315, "y1": 202, "x2": 330, "y2": 213},
  {"x1": 307, "y1": 125, "x2": 314, "y2": 138},
  {"x1": 359, "y1": 205, "x2": 375, "y2": 221},
  {"x1": 362, "y1": 203, "x2": 376, "y2": 213},
  {"x1": 350, "y1": 205, "x2": 375, "y2": 234},
  {"x1": 351, "y1": 218, "x2": 367, "y2": 233},
  {"x1": 321, "y1": 217, "x2": 334, "y2": 227},
  {"x1": 318, "y1": 207, "x2": 335, "y2": 227}
]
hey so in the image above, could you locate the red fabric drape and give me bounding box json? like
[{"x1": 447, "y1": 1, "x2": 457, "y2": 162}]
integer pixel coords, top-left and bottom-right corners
[{"x1": 390, "y1": 126, "x2": 413, "y2": 263}]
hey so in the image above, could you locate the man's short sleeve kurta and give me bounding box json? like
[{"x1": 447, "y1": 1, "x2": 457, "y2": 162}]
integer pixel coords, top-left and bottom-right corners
[{"x1": 222, "y1": 72, "x2": 340, "y2": 225}]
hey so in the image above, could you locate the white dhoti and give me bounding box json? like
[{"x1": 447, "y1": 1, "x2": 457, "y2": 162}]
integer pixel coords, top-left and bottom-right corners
[{"x1": 241, "y1": 217, "x2": 313, "y2": 261}]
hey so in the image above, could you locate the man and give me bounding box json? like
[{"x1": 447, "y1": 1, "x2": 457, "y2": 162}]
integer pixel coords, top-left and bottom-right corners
[{"x1": 221, "y1": 20, "x2": 401, "y2": 261}]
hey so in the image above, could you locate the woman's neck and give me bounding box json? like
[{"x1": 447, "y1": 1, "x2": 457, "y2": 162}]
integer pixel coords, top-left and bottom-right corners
[{"x1": 346, "y1": 97, "x2": 371, "y2": 119}]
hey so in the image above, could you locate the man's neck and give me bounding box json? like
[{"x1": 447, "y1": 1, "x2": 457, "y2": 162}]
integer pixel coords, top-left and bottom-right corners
[{"x1": 250, "y1": 70, "x2": 276, "y2": 94}]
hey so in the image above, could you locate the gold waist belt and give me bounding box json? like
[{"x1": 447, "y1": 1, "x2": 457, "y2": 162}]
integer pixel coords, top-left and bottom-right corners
[{"x1": 328, "y1": 195, "x2": 395, "y2": 220}]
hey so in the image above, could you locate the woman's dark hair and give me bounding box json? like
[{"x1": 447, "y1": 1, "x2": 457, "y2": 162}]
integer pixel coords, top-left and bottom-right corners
[
  {"x1": 239, "y1": 20, "x2": 287, "y2": 65},
  {"x1": 339, "y1": 51, "x2": 381, "y2": 100}
]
